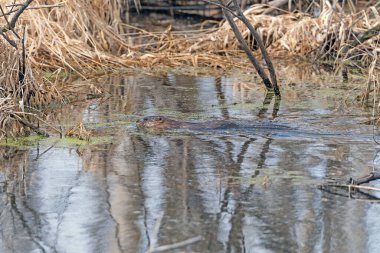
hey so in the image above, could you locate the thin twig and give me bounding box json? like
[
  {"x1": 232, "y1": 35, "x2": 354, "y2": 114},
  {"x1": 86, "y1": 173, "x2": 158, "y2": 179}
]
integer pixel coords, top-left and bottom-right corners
[{"x1": 150, "y1": 236, "x2": 202, "y2": 253}]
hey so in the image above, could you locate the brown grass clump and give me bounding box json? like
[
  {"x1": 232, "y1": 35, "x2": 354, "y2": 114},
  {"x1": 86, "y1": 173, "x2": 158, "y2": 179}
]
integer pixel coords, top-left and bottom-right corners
[
  {"x1": 65, "y1": 122, "x2": 92, "y2": 141},
  {"x1": 0, "y1": 0, "x2": 131, "y2": 139},
  {"x1": 0, "y1": 19, "x2": 65, "y2": 137},
  {"x1": 0, "y1": 39, "x2": 30, "y2": 138},
  {"x1": 23, "y1": 0, "x2": 137, "y2": 73}
]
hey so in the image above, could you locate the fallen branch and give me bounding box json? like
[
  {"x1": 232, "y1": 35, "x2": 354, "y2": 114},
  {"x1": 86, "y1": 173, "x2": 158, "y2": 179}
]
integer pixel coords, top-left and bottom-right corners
[
  {"x1": 319, "y1": 171, "x2": 380, "y2": 199},
  {"x1": 0, "y1": 3, "x2": 63, "y2": 18},
  {"x1": 8, "y1": 0, "x2": 33, "y2": 31},
  {"x1": 319, "y1": 183, "x2": 380, "y2": 200}
]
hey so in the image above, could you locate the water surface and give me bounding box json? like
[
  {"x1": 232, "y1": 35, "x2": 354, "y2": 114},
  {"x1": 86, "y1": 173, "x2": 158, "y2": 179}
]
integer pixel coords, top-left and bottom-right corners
[{"x1": 1, "y1": 70, "x2": 380, "y2": 253}]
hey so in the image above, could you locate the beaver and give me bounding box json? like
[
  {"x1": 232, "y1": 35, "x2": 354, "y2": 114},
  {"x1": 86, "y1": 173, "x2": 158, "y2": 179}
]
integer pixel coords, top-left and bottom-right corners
[
  {"x1": 136, "y1": 116, "x2": 187, "y2": 129},
  {"x1": 136, "y1": 116, "x2": 293, "y2": 132},
  {"x1": 136, "y1": 116, "x2": 237, "y2": 130}
]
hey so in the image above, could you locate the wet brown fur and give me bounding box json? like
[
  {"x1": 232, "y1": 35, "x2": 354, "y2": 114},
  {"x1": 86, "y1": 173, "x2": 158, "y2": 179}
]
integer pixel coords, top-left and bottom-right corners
[{"x1": 136, "y1": 116, "x2": 184, "y2": 129}]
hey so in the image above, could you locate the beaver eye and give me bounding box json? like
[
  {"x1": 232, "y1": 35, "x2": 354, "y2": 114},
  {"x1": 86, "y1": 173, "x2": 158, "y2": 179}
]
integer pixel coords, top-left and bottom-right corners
[{"x1": 157, "y1": 117, "x2": 163, "y2": 121}]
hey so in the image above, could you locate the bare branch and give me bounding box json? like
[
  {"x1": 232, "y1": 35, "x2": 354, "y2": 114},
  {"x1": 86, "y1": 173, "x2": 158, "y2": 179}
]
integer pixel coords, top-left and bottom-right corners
[
  {"x1": 200, "y1": 0, "x2": 280, "y2": 95},
  {"x1": 0, "y1": 0, "x2": 34, "y2": 48},
  {"x1": 230, "y1": 0, "x2": 279, "y2": 95},
  {"x1": 8, "y1": 0, "x2": 34, "y2": 30}
]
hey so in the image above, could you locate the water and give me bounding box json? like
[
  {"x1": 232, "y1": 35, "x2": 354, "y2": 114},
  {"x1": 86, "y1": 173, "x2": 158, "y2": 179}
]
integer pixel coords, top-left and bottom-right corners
[{"x1": 1, "y1": 70, "x2": 380, "y2": 253}]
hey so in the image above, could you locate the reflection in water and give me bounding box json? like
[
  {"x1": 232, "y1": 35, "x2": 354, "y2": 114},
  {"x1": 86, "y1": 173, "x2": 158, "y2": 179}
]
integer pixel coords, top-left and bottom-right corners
[{"x1": 0, "y1": 72, "x2": 380, "y2": 253}]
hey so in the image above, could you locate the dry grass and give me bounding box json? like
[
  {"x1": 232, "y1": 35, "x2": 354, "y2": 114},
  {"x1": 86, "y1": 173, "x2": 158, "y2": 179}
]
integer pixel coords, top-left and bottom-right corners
[
  {"x1": 0, "y1": 0, "x2": 132, "y2": 139},
  {"x1": 0, "y1": 0, "x2": 374, "y2": 73},
  {"x1": 118, "y1": 1, "x2": 380, "y2": 73},
  {"x1": 185, "y1": 2, "x2": 380, "y2": 63},
  {"x1": 0, "y1": 39, "x2": 28, "y2": 139},
  {"x1": 23, "y1": 0, "x2": 137, "y2": 73},
  {"x1": 0, "y1": 34, "x2": 60, "y2": 139},
  {"x1": 15, "y1": 0, "x2": 380, "y2": 73}
]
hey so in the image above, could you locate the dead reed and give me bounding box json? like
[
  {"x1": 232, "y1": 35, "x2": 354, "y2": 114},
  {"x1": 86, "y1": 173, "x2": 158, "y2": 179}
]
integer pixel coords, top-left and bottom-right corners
[{"x1": 12, "y1": 0, "x2": 379, "y2": 75}]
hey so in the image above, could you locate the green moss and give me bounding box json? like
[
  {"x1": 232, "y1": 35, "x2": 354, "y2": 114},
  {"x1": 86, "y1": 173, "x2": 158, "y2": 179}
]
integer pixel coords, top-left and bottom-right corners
[
  {"x1": 0, "y1": 135, "x2": 46, "y2": 149},
  {"x1": 46, "y1": 136, "x2": 113, "y2": 148}
]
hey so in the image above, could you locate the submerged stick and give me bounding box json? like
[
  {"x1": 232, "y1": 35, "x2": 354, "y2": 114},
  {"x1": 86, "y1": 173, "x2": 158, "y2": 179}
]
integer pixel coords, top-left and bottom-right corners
[
  {"x1": 150, "y1": 236, "x2": 202, "y2": 253},
  {"x1": 145, "y1": 212, "x2": 202, "y2": 253},
  {"x1": 219, "y1": 1, "x2": 271, "y2": 89},
  {"x1": 320, "y1": 172, "x2": 380, "y2": 199}
]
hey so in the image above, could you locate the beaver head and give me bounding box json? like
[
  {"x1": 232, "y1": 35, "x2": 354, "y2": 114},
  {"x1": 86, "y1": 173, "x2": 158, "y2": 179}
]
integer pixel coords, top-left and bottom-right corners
[{"x1": 136, "y1": 116, "x2": 178, "y2": 129}]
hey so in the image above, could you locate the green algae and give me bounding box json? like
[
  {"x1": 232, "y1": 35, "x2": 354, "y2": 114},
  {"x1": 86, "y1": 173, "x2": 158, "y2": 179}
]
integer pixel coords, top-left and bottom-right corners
[
  {"x1": 46, "y1": 136, "x2": 113, "y2": 148},
  {"x1": 0, "y1": 135, "x2": 46, "y2": 149}
]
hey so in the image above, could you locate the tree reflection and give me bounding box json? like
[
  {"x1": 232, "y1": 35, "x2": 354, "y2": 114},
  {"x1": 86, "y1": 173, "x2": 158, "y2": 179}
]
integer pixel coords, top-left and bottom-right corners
[{"x1": 0, "y1": 72, "x2": 377, "y2": 253}]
